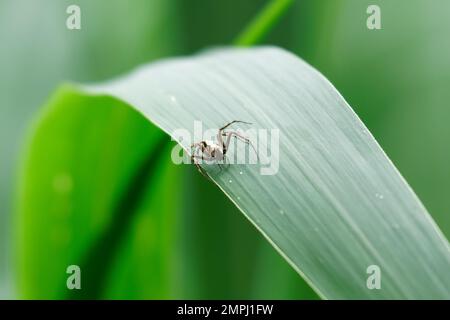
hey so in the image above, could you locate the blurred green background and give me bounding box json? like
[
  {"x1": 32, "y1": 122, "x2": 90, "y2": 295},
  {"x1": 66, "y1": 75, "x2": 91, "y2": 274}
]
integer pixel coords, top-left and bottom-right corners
[{"x1": 1, "y1": 0, "x2": 449, "y2": 299}]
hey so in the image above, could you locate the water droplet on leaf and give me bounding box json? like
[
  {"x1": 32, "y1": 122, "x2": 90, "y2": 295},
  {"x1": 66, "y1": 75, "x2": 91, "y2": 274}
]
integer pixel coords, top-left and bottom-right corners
[{"x1": 375, "y1": 193, "x2": 384, "y2": 200}]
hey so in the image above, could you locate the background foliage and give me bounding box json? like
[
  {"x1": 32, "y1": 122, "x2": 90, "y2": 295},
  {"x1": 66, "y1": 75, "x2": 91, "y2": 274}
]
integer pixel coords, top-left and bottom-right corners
[{"x1": 1, "y1": 0, "x2": 449, "y2": 298}]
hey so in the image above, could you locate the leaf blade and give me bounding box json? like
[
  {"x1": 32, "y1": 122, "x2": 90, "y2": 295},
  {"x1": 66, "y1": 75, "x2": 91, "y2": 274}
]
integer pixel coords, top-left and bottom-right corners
[{"x1": 21, "y1": 47, "x2": 450, "y2": 299}]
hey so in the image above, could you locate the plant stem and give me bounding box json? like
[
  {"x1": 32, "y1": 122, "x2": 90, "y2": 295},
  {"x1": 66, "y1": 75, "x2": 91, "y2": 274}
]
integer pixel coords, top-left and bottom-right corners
[{"x1": 234, "y1": 0, "x2": 295, "y2": 46}]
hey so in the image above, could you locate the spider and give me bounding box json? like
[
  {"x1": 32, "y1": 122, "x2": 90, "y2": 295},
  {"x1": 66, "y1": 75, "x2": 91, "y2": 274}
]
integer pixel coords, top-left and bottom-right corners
[{"x1": 190, "y1": 120, "x2": 257, "y2": 178}]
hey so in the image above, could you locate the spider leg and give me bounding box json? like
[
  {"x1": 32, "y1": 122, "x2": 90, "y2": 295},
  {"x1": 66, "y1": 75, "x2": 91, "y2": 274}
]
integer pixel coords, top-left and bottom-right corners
[
  {"x1": 217, "y1": 131, "x2": 224, "y2": 152},
  {"x1": 191, "y1": 154, "x2": 215, "y2": 163},
  {"x1": 223, "y1": 154, "x2": 230, "y2": 168},
  {"x1": 191, "y1": 155, "x2": 215, "y2": 179},
  {"x1": 190, "y1": 142, "x2": 205, "y2": 155},
  {"x1": 190, "y1": 141, "x2": 216, "y2": 179},
  {"x1": 222, "y1": 131, "x2": 259, "y2": 160},
  {"x1": 219, "y1": 120, "x2": 252, "y2": 131},
  {"x1": 191, "y1": 141, "x2": 214, "y2": 163},
  {"x1": 218, "y1": 121, "x2": 253, "y2": 161}
]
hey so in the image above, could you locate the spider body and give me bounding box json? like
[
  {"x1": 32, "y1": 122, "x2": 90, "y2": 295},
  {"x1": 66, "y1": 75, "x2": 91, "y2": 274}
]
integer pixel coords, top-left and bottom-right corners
[
  {"x1": 199, "y1": 140, "x2": 224, "y2": 162},
  {"x1": 190, "y1": 120, "x2": 257, "y2": 178}
]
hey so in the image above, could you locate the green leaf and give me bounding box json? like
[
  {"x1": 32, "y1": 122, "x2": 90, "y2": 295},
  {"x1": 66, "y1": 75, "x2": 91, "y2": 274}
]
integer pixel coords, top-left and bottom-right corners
[
  {"x1": 234, "y1": 0, "x2": 295, "y2": 46},
  {"x1": 18, "y1": 47, "x2": 450, "y2": 299},
  {"x1": 1, "y1": 0, "x2": 183, "y2": 298},
  {"x1": 293, "y1": 0, "x2": 450, "y2": 240}
]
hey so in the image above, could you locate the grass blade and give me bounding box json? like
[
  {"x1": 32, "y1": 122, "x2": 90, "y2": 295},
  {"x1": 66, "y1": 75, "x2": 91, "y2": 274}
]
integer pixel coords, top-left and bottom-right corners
[{"x1": 20, "y1": 47, "x2": 450, "y2": 299}]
